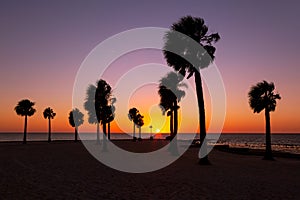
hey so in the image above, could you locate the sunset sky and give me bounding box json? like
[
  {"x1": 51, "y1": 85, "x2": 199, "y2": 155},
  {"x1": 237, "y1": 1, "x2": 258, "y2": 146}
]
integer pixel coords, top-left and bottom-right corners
[{"x1": 1, "y1": 0, "x2": 299, "y2": 134}]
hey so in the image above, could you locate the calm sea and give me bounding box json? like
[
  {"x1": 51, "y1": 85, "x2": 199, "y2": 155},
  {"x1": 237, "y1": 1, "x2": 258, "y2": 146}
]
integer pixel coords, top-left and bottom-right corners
[{"x1": 1, "y1": 132, "x2": 299, "y2": 154}]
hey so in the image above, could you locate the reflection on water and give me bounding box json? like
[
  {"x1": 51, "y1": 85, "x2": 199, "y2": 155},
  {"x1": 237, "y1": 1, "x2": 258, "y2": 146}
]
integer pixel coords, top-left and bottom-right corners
[
  {"x1": 0, "y1": 133, "x2": 300, "y2": 154},
  {"x1": 216, "y1": 134, "x2": 300, "y2": 155}
]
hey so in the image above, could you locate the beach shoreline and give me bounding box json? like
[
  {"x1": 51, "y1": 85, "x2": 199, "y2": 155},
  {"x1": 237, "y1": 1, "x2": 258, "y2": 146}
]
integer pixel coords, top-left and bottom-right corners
[{"x1": 1, "y1": 139, "x2": 300, "y2": 159}]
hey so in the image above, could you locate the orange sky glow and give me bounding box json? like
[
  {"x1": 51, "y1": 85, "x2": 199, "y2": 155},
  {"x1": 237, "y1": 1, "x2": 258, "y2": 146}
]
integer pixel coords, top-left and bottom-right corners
[{"x1": 1, "y1": 1, "x2": 300, "y2": 134}]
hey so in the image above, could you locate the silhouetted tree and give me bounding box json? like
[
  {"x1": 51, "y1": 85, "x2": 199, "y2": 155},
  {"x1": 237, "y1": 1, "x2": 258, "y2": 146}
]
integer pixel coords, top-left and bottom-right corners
[
  {"x1": 248, "y1": 80, "x2": 281, "y2": 160},
  {"x1": 14, "y1": 99, "x2": 36, "y2": 144},
  {"x1": 95, "y1": 80, "x2": 115, "y2": 141},
  {"x1": 135, "y1": 113, "x2": 144, "y2": 141},
  {"x1": 149, "y1": 125, "x2": 153, "y2": 140},
  {"x1": 163, "y1": 16, "x2": 220, "y2": 164},
  {"x1": 68, "y1": 108, "x2": 84, "y2": 142},
  {"x1": 84, "y1": 84, "x2": 100, "y2": 142},
  {"x1": 43, "y1": 107, "x2": 56, "y2": 142},
  {"x1": 128, "y1": 107, "x2": 139, "y2": 140},
  {"x1": 158, "y1": 72, "x2": 186, "y2": 139}
]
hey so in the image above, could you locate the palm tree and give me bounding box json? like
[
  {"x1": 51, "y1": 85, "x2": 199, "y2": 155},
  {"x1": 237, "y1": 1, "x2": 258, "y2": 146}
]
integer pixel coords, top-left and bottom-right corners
[
  {"x1": 68, "y1": 108, "x2": 84, "y2": 142},
  {"x1": 163, "y1": 16, "x2": 220, "y2": 164},
  {"x1": 95, "y1": 79, "x2": 115, "y2": 141},
  {"x1": 149, "y1": 125, "x2": 153, "y2": 140},
  {"x1": 248, "y1": 80, "x2": 281, "y2": 160},
  {"x1": 14, "y1": 99, "x2": 36, "y2": 144},
  {"x1": 128, "y1": 107, "x2": 139, "y2": 140},
  {"x1": 158, "y1": 72, "x2": 186, "y2": 139},
  {"x1": 135, "y1": 113, "x2": 144, "y2": 141},
  {"x1": 84, "y1": 84, "x2": 100, "y2": 143},
  {"x1": 43, "y1": 107, "x2": 56, "y2": 142}
]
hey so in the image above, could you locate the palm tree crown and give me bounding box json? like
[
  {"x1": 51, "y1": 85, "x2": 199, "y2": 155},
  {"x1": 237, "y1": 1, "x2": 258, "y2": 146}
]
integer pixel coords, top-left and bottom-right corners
[
  {"x1": 158, "y1": 72, "x2": 186, "y2": 114},
  {"x1": 248, "y1": 80, "x2": 281, "y2": 113},
  {"x1": 15, "y1": 99, "x2": 36, "y2": 117},
  {"x1": 84, "y1": 84, "x2": 98, "y2": 124},
  {"x1": 128, "y1": 108, "x2": 138, "y2": 122},
  {"x1": 158, "y1": 86, "x2": 176, "y2": 115},
  {"x1": 68, "y1": 108, "x2": 84, "y2": 128},
  {"x1": 43, "y1": 107, "x2": 56, "y2": 119},
  {"x1": 135, "y1": 114, "x2": 144, "y2": 128},
  {"x1": 163, "y1": 15, "x2": 220, "y2": 78}
]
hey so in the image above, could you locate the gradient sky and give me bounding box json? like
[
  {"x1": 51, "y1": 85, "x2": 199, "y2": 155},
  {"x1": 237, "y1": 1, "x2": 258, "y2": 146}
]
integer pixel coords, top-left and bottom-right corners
[{"x1": 1, "y1": 0, "x2": 300, "y2": 133}]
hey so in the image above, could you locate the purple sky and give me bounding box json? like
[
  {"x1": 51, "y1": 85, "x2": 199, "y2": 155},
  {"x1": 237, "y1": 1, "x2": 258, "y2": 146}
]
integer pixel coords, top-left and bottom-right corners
[{"x1": 1, "y1": 0, "x2": 300, "y2": 133}]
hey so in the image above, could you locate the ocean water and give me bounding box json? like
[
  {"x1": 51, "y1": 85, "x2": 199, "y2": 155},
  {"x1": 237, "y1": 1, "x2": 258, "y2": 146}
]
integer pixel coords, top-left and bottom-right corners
[{"x1": 1, "y1": 132, "x2": 299, "y2": 154}]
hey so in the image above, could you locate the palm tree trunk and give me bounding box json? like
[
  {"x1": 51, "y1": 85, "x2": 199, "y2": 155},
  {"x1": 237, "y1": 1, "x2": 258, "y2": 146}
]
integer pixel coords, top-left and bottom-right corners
[
  {"x1": 75, "y1": 127, "x2": 78, "y2": 142},
  {"x1": 96, "y1": 122, "x2": 100, "y2": 143},
  {"x1": 170, "y1": 111, "x2": 174, "y2": 138},
  {"x1": 194, "y1": 71, "x2": 209, "y2": 164},
  {"x1": 173, "y1": 101, "x2": 178, "y2": 137},
  {"x1": 169, "y1": 101, "x2": 179, "y2": 155},
  {"x1": 103, "y1": 123, "x2": 107, "y2": 136},
  {"x1": 108, "y1": 122, "x2": 111, "y2": 140},
  {"x1": 102, "y1": 123, "x2": 107, "y2": 151},
  {"x1": 264, "y1": 109, "x2": 273, "y2": 160},
  {"x1": 133, "y1": 122, "x2": 136, "y2": 139},
  {"x1": 23, "y1": 115, "x2": 27, "y2": 144},
  {"x1": 48, "y1": 117, "x2": 51, "y2": 142},
  {"x1": 139, "y1": 126, "x2": 141, "y2": 139}
]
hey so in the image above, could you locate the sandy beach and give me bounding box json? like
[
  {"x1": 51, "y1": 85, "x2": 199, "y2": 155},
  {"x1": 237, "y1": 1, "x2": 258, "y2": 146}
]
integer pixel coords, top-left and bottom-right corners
[{"x1": 0, "y1": 140, "x2": 299, "y2": 200}]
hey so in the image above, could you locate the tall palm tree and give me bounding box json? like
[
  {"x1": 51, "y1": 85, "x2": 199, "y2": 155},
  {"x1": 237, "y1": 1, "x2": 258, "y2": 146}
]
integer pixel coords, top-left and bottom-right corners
[
  {"x1": 14, "y1": 99, "x2": 36, "y2": 144},
  {"x1": 248, "y1": 80, "x2": 281, "y2": 160},
  {"x1": 95, "y1": 79, "x2": 115, "y2": 141},
  {"x1": 68, "y1": 108, "x2": 84, "y2": 142},
  {"x1": 128, "y1": 107, "x2": 139, "y2": 140},
  {"x1": 158, "y1": 72, "x2": 186, "y2": 139},
  {"x1": 43, "y1": 107, "x2": 56, "y2": 142},
  {"x1": 163, "y1": 16, "x2": 220, "y2": 164},
  {"x1": 84, "y1": 84, "x2": 100, "y2": 143}
]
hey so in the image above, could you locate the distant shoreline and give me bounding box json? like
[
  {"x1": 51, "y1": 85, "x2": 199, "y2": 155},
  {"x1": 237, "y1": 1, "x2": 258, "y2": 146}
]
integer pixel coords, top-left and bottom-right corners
[{"x1": 1, "y1": 132, "x2": 300, "y2": 134}]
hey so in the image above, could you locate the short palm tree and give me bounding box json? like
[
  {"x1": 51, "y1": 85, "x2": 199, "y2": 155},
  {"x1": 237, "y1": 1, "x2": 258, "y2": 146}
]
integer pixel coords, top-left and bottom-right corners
[
  {"x1": 128, "y1": 107, "x2": 139, "y2": 140},
  {"x1": 68, "y1": 108, "x2": 84, "y2": 142},
  {"x1": 158, "y1": 72, "x2": 186, "y2": 139},
  {"x1": 43, "y1": 107, "x2": 56, "y2": 142},
  {"x1": 14, "y1": 99, "x2": 36, "y2": 144},
  {"x1": 135, "y1": 113, "x2": 144, "y2": 141},
  {"x1": 149, "y1": 125, "x2": 153, "y2": 140},
  {"x1": 248, "y1": 80, "x2": 281, "y2": 160},
  {"x1": 163, "y1": 16, "x2": 220, "y2": 164}
]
